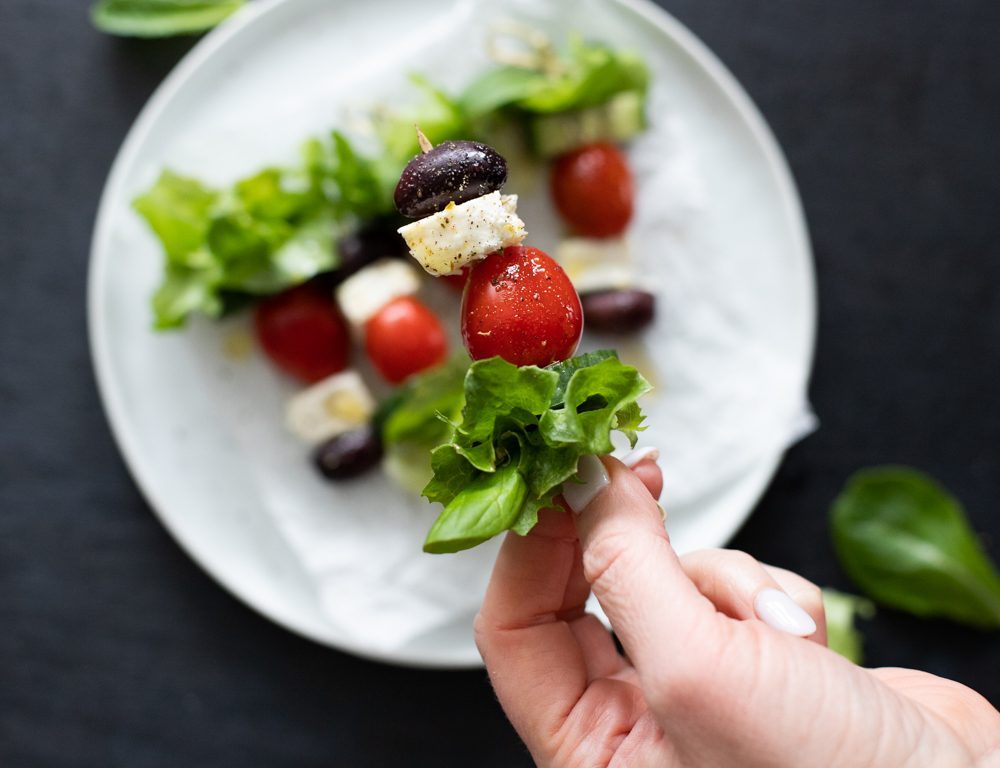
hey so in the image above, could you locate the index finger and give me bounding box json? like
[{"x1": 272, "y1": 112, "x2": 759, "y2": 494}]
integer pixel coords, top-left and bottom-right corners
[
  {"x1": 475, "y1": 461, "x2": 663, "y2": 758},
  {"x1": 475, "y1": 508, "x2": 591, "y2": 754}
]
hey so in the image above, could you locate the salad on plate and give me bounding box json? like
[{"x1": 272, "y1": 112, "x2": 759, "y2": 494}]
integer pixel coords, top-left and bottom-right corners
[{"x1": 132, "y1": 28, "x2": 662, "y2": 553}]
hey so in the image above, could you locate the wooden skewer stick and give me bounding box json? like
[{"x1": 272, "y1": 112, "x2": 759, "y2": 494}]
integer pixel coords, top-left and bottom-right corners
[{"x1": 415, "y1": 126, "x2": 434, "y2": 154}]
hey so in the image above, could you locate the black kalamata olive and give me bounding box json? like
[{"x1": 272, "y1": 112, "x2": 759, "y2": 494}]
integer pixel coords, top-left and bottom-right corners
[
  {"x1": 313, "y1": 426, "x2": 383, "y2": 480},
  {"x1": 394, "y1": 140, "x2": 508, "y2": 219},
  {"x1": 580, "y1": 289, "x2": 656, "y2": 334},
  {"x1": 332, "y1": 219, "x2": 410, "y2": 283}
]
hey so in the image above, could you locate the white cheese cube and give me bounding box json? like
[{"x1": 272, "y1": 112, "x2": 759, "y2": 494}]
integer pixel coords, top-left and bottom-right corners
[
  {"x1": 555, "y1": 236, "x2": 633, "y2": 294},
  {"x1": 285, "y1": 370, "x2": 376, "y2": 444},
  {"x1": 397, "y1": 192, "x2": 527, "y2": 276},
  {"x1": 335, "y1": 258, "x2": 420, "y2": 328}
]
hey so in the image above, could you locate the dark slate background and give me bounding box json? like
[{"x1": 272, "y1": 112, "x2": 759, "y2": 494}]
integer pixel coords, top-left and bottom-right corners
[{"x1": 2, "y1": 1, "x2": 998, "y2": 765}]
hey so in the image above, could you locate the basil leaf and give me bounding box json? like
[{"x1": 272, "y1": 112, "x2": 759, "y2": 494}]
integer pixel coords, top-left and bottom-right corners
[
  {"x1": 91, "y1": 0, "x2": 244, "y2": 37},
  {"x1": 424, "y1": 464, "x2": 528, "y2": 554},
  {"x1": 831, "y1": 466, "x2": 1000, "y2": 628},
  {"x1": 822, "y1": 589, "x2": 874, "y2": 665}
]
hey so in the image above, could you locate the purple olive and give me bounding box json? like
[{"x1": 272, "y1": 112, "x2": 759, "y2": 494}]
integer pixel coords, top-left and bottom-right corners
[
  {"x1": 394, "y1": 140, "x2": 507, "y2": 219},
  {"x1": 580, "y1": 289, "x2": 656, "y2": 334},
  {"x1": 313, "y1": 426, "x2": 382, "y2": 480}
]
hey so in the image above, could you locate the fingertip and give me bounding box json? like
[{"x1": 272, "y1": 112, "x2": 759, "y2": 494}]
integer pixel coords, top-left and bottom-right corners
[{"x1": 572, "y1": 455, "x2": 669, "y2": 552}]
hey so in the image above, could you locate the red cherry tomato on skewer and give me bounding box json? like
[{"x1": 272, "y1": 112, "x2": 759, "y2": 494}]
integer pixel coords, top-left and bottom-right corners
[{"x1": 461, "y1": 246, "x2": 583, "y2": 367}]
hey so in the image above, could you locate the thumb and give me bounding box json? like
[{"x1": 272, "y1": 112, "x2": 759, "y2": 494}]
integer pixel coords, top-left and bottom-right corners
[{"x1": 563, "y1": 455, "x2": 719, "y2": 682}]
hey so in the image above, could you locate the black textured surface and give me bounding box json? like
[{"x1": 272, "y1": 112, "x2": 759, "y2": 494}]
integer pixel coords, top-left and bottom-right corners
[{"x1": 2, "y1": 1, "x2": 999, "y2": 765}]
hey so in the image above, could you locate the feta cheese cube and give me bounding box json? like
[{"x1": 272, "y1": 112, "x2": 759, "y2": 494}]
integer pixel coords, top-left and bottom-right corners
[
  {"x1": 285, "y1": 370, "x2": 375, "y2": 444},
  {"x1": 335, "y1": 258, "x2": 420, "y2": 328},
  {"x1": 397, "y1": 192, "x2": 527, "y2": 276}
]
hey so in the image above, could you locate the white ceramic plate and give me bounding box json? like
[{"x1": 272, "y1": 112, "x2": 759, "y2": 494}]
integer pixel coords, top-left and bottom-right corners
[{"x1": 89, "y1": 0, "x2": 815, "y2": 667}]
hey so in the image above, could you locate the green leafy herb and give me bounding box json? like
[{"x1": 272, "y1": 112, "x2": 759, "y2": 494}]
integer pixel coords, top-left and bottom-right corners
[
  {"x1": 831, "y1": 466, "x2": 1000, "y2": 628},
  {"x1": 380, "y1": 354, "x2": 469, "y2": 448},
  {"x1": 378, "y1": 355, "x2": 470, "y2": 495},
  {"x1": 135, "y1": 163, "x2": 337, "y2": 329},
  {"x1": 91, "y1": 0, "x2": 244, "y2": 37},
  {"x1": 424, "y1": 464, "x2": 528, "y2": 554},
  {"x1": 822, "y1": 589, "x2": 875, "y2": 664},
  {"x1": 326, "y1": 132, "x2": 395, "y2": 221},
  {"x1": 376, "y1": 75, "x2": 471, "y2": 162},
  {"x1": 460, "y1": 36, "x2": 649, "y2": 116},
  {"x1": 422, "y1": 352, "x2": 650, "y2": 554}
]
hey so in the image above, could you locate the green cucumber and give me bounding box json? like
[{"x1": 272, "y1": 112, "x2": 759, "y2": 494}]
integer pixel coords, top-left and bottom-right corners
[{"x1": 528, "y1": 91, "x2": 647, "y2": 158}]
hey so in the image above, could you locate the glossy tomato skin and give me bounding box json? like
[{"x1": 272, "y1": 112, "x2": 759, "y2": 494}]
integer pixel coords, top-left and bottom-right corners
[
  {"x1": 254, "y1": 282, "x2": 350, "y2": 383},
  {"x1": 365, "y1": 296, "x2": 448, "y2": 384},
  {"x1": 550, "y1": 142, "x2": 634, "y2": 238},
  {"x1": 462, "y1": 246, "x2": 583, "y2": 367}
]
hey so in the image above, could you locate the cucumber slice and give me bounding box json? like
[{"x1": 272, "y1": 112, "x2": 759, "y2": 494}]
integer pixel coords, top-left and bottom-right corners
[{"x1": 528, "y1": 91, "x2": 647, "y2": 158}]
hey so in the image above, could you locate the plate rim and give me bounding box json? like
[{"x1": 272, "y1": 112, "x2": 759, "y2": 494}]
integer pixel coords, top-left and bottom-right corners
[{"x1": 87, "y1": 0, "x2": 816, "y2": 668}]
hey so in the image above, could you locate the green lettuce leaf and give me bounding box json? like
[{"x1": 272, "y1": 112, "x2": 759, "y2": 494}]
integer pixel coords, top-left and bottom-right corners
[
  {"x1": 91, "y1": 0, "x2": 244, "y2": 37},
  {"x1": 381, "y1": 354, "x2": 469, "y2": 447},
  {"x1": 422, "y1": 352, "x2": 651, "y2": 554},
  {"x1": 151, "y1": 263, "x2": 223, "y2": 330},
  {"x1": 378, "y1": 355, "x2": 470, "y2": 496},
  {"x1": 459, "y1": 36, "x2": 649, "y2": 116},
  {"x1": 327, "y1": 131, "x2": 394, "y2": 221},
  {"x1": 133, "y1": 171, "x2": 219, "y2": 265},
  {"x1": 135, "y1": 144, "x2": 343, "y2": 328},
  {"x1": 460, "y1": 67, "x2": 549, "y2": 119}
]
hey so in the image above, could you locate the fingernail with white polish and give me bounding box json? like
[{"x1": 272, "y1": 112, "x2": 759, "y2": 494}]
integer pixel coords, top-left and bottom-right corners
[
  {"x1": 754, "y1": 588, "x2": 817, "y2": 637},
  {"x1": 563, "y1": 455, "x2": 610, "y2": 514},
  {"x1": 622, "y1": 446, "x2": 660, "y2": 468}
]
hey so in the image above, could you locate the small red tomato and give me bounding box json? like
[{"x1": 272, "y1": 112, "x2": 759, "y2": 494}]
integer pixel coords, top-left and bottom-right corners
[
  {"x1": 462, "y1": 246, "x2": 583, "y2": 367},
  {"x1": 365, "y1": 296, "x2": 448, "y2": 384},
  {"x1": 254, "y1": 282, "x2": 350, "y2": 383},
  {"x1": 550, "y1": 142, "x2": 634, "y2": 238}
]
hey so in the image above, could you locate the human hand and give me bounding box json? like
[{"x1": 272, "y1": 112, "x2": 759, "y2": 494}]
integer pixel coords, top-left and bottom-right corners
[{"x1": 476, "y1": 453, "x2": 1000, "y2": 767}]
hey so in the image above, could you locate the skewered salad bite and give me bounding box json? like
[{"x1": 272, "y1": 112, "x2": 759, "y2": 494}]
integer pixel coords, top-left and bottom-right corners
[
  {"x1": 395, "y1": 130, "x2": 583, "y2": 367},
  {"x1": 393, "y1": 132, "x2": 650, "y2": 554}
]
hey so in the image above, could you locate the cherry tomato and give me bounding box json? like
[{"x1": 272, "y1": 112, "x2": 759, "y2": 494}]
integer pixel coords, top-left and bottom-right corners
[
  {"x1": 462, "y1": 246, "x2": 583, "y2": 367},
  {"x1": 254, "y1": 282, "x2": 350, "y2": 383},
  {"x1": 365, "y1": 296, "x2": 448, "y2": 384},
  {"x1": 550, "y1": 142, "x2": 634, "y2": 238}
]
